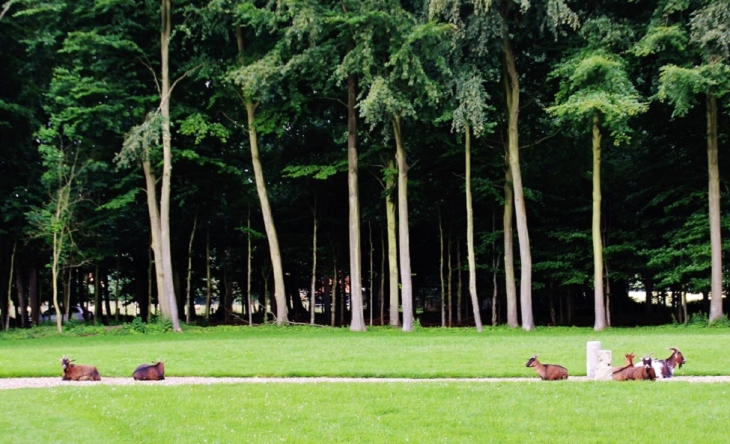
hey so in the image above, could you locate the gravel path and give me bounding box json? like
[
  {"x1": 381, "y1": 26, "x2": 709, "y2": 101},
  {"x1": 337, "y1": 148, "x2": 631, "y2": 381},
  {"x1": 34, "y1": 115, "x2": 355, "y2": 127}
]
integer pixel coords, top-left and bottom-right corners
[{"x1": 2, "y1": 375, "x2": 729, "y2": 390}]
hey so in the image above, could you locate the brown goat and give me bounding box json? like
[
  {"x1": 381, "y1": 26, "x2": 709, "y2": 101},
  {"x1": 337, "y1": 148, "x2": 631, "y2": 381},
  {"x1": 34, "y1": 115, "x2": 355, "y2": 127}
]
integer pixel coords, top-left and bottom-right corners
[
  {"x1": 612, "y1": 353, "x2": 636, "y2": 381},
  {"x1": 632, "y1": 356, "x2": 657, "y2": 381},
  {"x1": 61, "y1": 356, "x2": 101, "y2": 381},
  {"x1": 525, "y1": 355, "x2": 568, "y2": 380},
  {"x1": 133, "y1": 361, "x2": 165, "y2": 381}
]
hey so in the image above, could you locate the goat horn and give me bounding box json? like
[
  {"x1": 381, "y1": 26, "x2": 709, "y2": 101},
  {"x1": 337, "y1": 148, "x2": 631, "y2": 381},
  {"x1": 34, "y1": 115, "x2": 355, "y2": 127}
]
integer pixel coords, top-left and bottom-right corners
[{"x1": 669, "y1": 347, "x2": 679, "y2": 352}]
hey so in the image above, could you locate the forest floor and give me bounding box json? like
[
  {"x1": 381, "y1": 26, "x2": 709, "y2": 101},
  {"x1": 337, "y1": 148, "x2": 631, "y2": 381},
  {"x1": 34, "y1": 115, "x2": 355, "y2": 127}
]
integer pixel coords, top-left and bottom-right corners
[{"x1": 1, "y1": 375, "x2": 729, "y2": 390}]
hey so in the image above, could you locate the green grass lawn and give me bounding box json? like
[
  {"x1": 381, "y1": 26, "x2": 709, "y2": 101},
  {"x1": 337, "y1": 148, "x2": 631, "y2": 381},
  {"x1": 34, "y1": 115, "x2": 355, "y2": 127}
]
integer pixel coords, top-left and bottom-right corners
[
  {"x1": 1, "y1": 381, "x2": 728, "y2": 443},
  {"x1": 0, "y1": 324, "x2": 728, "y2": 378},
  {"x1": 1, "y1": 325, "x2": 729, "y2": 443}
]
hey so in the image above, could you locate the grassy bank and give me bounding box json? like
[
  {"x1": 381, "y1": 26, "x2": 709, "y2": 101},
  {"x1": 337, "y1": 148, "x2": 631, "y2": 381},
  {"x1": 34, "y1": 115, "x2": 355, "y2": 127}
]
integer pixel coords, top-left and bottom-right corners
[{"x1": 0, "y1": 325, "x2": 728, "y2": 378}]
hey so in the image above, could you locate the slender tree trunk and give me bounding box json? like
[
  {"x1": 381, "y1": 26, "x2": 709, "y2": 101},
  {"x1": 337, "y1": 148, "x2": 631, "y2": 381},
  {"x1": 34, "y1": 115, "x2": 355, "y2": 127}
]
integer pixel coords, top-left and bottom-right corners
[
  {"x1": 29, "y1": 266, "x2": 38, "y2": 326},
  {"x1": 310, "y1": 205, "x2": 318, "y2": 325},
  {"x1": 247, "y1": 208, "x2": 253, "y2": 325},
  {"x1": 93, "y1": 265, "x2": 100, "y2": 326},
  {"x1": 592, "y1": 111, "x2": 607, "y2": 331},
  {"x1": 503, "y1": 28, "x2": 534, "y2": 331},
  {"x1": 347, "y1": 70, "x2": 365, "y2": 332},
  {"x1": 465, "y1": 126, "x2": 484, "y2": 331},
  {"x1": 504, "y1": 162, "x2": 518, "y2": 327},
  {"x1": 707, "y1": 94, "x2": 724, "y2": 322},
  {"x1": 385, "y1": 159, "x2": 399, "y2": 327},
  {"x1": 439, "y1": 211, "x2": 445, "y2": 327},
  {"x1": 393, "y1": 116, "x2": 414, "y2": 331},
  {"x1": 205, "y1": 227, "x2": 211, "y2": 320},
  {"x1": 368, "y1": 221, "x2": 374, "y2": 327},
  {"x1": 492, "y1": 211, "x2": 499, "y2": 326},
  {"x1": 159, "y1": 0, "x2": 181, "y2": 331},
  {"x1": 185, "y1": 214, "x2": 197, "y2": 325},
  {"x1": 331, "y1": 258, "x2": 337, "y2": 327},
  {"x1": 245, "y1": 101, "x2": 288, "y2": 325},
  {"x1": 447, "y1": 235, "x2": 453, "y2": 327},
  {"x1": 457, "y1": 242, "x2": 463, "y2": 324},
  {"x1": 15, "y1": 268, "x2": 26, "y2": 328},
  {"x1": 380, "y1": 229, "x2": 385, "y2": 326},
  {"x1": 5, "y1": 242, "x2": 16, "y2": 331}
]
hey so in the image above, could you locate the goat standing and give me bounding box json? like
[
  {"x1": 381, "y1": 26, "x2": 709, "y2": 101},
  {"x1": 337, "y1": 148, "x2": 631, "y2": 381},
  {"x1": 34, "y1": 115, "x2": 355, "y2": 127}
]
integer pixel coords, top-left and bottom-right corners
[
  {"x1": 525, "y1": 355, "x2": 569, "y2": 380},
  {"x1": 133, "y1": 361, "x2": 165, "y2": 380},
  {"x1": 60, "y1": 356, "x2": 101, "y2": 381}
]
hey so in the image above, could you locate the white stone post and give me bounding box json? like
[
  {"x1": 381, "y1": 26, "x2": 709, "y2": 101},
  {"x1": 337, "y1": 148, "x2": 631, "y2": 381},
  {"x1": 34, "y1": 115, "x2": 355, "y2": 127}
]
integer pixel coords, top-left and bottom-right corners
[
  {"x1": 595, "y1": 349, "x2": 613, "y2": 380},
  {"x1": 586, "y1": 341, "x2": 601, "y2": 379}
]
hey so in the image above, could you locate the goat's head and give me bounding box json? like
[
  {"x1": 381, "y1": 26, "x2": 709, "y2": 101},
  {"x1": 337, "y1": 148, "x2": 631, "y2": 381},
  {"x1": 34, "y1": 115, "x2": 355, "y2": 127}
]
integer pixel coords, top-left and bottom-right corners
[
  {"x1": 669, "y1": 347, "x2": 686, "y2": 368},
  {"x1": 624, "y1": 353, "x2": 636, "y2": 365},
  {"x1": 642, "y1": 356, "x2": 653, "y2": 368},
  {"x1": 525, "y1": 355, "x2": 539, "y2": 368},
  {"x1": 60, "y1": 356, "x2": 74, "y2": 371}
]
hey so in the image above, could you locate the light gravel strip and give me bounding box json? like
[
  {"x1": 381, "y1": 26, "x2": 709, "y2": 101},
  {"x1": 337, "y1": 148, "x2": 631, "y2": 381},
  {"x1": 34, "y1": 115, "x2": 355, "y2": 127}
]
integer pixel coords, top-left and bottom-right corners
[{"x1": 1, "y1": 375, "x2": 728, "y2": 390}]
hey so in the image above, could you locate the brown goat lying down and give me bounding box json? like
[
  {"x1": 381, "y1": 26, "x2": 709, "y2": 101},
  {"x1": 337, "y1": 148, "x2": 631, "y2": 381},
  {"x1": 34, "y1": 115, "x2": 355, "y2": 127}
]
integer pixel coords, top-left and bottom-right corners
[
  {"x1": 133, "y1": 361, "x2": 165, "y2": 380},
  {"x1": 612, "y1": 353, "x2": 636, "y2": 381},
  {"x1": 525, "y1": 355, "x2": 569, "y2": 380},
  {"x1": 61, "y1": 357, "x2": 101, "y2": 381}
]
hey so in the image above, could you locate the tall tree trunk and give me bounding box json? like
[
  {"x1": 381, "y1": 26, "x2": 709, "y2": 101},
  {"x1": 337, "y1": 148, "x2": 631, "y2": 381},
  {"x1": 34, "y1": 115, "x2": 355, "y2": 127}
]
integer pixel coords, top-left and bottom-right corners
[
  {"x1": 29, "y1": 266, "x2": 38, "y2": 326},
  {"x1": 368, "y1": 221, "x2": 374, "y2": 327},
  {"x1": 457, "y1": 242, "x2": 463, "y2": 324},
  {"x1": 330, "y1": 258, "x2": 337, "y2": 327},
  {"x1": 492, "y1": 211, "x2": 499, "y2": 326},
  {"x1": 159, "y1": 0, "x2": 181, "y2": 331},
  {"x1": 93, "y1": 265, "x2": 100, "y2": 326},
  {"x1": 447, "y1": 235, "x2": 453, "y2": 327},
  {"x1": 393, "y1": 116, "x2": 414, "y2": 331},
  {"x1": 245, "y1": 101, "x2": 288, "y2": 325},
  {"x1": 185, "y1": 214, "x2": 197, "y2": 325},
  {"x1": 707, "y1": 94, "x2": 724, "y2": 322},
  {"x1": 380, "y1": 229, "x2": 386, "y2": 326},
  {"x1": 5, "y1": 242, "x2": 16, "y2": 331},
  {"x1": 465, "y1": 127, "x2": 484, "y2": 331},
  {"x1": 385, "y1": 159, "x2": 399, "y2": 327},
  {"x1": 503, "y1": 164, "x2": 518, "y2": 327},
  {"x1": 439, "y1": 211, "x2": 445, "y2": 327},
  {"x1": 247, "y1": 208, "x2": 253, "y2": 325},
  {"x1": 592, "y1": 111, "x2": 607, "y2": 331},
  {"x1": 503, "y1": 27, "x2": 534, "y2": 331},
  {"x1": 310, "y1": 204, "x2": 318, "y2": 325},
  {"x1": 15, "y1": 268, "x2": 26, "y2": 328},
  {"x1": 347, "y1": 71, "x2": 365, "y2": 332},
  {"x1": 205, "y1": 227, "x2": 211, "y2": 320}
]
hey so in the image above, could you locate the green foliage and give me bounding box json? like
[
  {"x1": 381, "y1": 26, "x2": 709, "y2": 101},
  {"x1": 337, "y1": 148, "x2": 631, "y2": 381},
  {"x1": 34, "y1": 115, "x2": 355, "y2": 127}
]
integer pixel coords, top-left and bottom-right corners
[
  {"x1": 117, "y1": 112, "x2": 162, "y2": 167},
  {"x1": 547, "y1": 50, "x2": 647, "y2": 144}
]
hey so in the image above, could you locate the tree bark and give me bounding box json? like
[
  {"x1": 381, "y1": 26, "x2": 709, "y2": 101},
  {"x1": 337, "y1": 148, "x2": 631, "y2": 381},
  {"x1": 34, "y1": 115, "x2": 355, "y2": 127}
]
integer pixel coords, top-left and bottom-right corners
[
  {"x1": 465, "y1": 126, "x2": 484, "y2": 331},
  {"x1": 310, "y1": 207, "x2": 318, "y2": 325},
  {"x1": 185, "y1": 214, "x2": 197, "y2": 325},
  {"x1": 347, "y1": 71, "x2": 365, "y2": 332},
  {"x1": 503, "y1": 164, "x2": 518, "y2": 327},
  {"x1": 439, "y1": 211, "x2": 445, "y2": 327},
  {"x1": 247, "y1": 208, "x2": 253, "y2": 325},
  {"x1": 707, "y1": 94, "x2": 724, "y2": 322},
  {"x1": 592, "y1": 110, "x2": 607, "y2": 331},
  {"x1": 385, "y1": 158, "x2": 399, "y2": 327},
  {"x1": 159, "y1": 0, "x2": 181, "y2": 331},
  {"x1": 503, "y1": 29, "x2": 534, "y2": 331},
  {"x1": 245, "y1": 101, "x2": 289, "y2": 325},
  {"x1": 393, "y1": 116, "x2": 414, "y2": 331}
]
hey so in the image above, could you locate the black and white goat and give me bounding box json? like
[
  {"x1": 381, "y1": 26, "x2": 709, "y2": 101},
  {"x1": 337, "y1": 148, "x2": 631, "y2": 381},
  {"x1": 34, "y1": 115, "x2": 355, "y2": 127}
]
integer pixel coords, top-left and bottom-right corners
[{"x1": 634, "y1": 347, "x2": 686, "y2": 379}]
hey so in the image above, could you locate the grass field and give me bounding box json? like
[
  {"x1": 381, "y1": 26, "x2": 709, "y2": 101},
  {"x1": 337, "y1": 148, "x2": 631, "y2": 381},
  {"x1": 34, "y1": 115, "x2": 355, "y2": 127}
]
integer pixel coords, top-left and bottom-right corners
[{"x1": 1, "y1": 324, "x2": 729, "y2": 443}]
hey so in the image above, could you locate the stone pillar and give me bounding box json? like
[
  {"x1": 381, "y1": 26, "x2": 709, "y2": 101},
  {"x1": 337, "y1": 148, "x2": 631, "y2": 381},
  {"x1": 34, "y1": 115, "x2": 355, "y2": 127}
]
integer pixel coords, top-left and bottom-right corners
[
  {"x1": 595, "y1": 349, "x2": 613, "y2": 380},
  {"x1": 586, "y1": 341, "x2": 601, "y2": 378}
]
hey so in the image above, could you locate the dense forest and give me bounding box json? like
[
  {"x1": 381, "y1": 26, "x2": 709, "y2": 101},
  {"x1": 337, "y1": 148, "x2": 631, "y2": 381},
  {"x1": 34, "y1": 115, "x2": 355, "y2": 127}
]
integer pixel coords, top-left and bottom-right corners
[{"x1": 1, "y1": 0, "x2": 729, "y2": 333}]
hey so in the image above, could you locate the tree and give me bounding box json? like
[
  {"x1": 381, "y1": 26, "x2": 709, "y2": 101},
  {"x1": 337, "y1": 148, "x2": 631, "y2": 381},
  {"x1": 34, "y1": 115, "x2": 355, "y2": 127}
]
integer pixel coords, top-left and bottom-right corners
[
  {"x1": 547, "y1": 38, "x2": 647, "y2": 330},
  {"x1": 638, "y1": 0, "x2": 730, "y2": 322}
]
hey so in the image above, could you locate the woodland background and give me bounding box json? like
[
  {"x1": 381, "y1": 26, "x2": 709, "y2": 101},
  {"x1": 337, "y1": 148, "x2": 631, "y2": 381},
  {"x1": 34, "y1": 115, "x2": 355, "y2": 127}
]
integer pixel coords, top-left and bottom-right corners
[{"x1": 1, "y1": 0, "x2": 729, "y2": 332}]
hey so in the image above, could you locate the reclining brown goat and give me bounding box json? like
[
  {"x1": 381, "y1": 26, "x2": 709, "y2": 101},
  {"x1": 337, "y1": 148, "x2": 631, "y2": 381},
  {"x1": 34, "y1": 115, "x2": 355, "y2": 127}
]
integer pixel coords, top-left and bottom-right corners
[
  {"x1": 61, "y1": 356, "x2": 101, "y2": 381},
  {"x1": 612, "y1": 353, "x2": 636, "y2": 381},
  {"x1": 633, "y1": 356, "x2": 657, "y2": 381},
  {"x1": 133, "y1": 361, "x2": 165, "y2": 380},
  {"x1": 525, "y1": 355, "x2": 569, "y2": 380}
]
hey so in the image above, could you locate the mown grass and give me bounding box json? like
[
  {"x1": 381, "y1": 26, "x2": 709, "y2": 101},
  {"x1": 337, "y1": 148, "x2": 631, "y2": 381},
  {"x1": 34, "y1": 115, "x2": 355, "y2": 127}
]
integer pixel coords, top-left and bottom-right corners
[
  {"x1": 0, "y1": 324, "x2": 728, "y2": 378},
  {"x1": 1, "y1": 325, "x2": 729, "y2": 443},
  {"x1": 1, "y1": 381, "x2": 728, "y2": 443}
]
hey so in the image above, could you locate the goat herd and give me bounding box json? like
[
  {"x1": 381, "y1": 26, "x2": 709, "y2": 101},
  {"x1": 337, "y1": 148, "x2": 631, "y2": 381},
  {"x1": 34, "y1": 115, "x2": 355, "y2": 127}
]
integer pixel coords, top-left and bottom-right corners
[
  {"x1": 59, "y1": 348, "x2": 685, "y2": 382},
  {"x1": 60, "y1": 356, "x2": 165, "y2": 381},
  {"x1": 525, "y1": 347, "x2": 686, "y2": 381}
]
